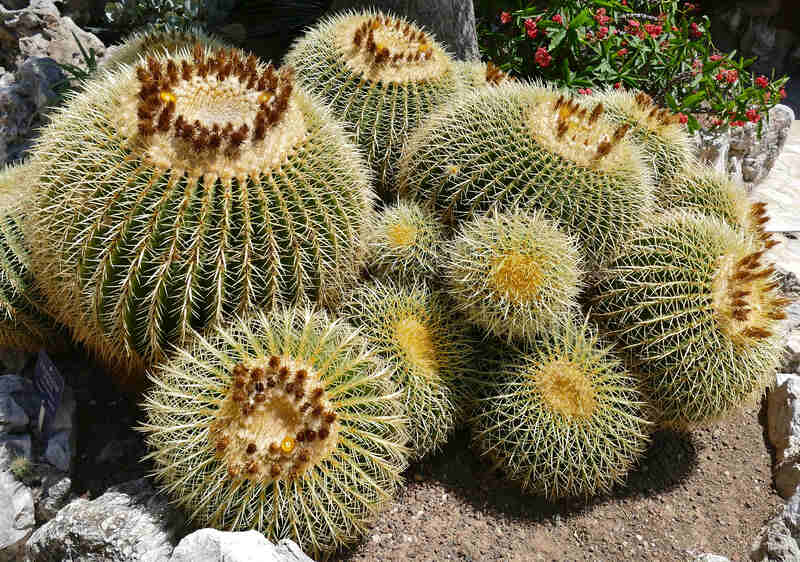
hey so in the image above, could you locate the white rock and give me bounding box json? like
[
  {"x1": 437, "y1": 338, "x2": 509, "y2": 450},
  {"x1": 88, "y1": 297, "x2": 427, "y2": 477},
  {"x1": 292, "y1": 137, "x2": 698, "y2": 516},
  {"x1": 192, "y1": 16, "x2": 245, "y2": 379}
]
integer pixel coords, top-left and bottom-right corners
[
  {"x1": 169, "y1": 529, "x2": 314, "y2": 562},
  {"x1": 693, "y1": 554, "x2": 731, "y2": 562},
  {"x1": 0, "y1": 468, "x2": 34, "y2": 562}
]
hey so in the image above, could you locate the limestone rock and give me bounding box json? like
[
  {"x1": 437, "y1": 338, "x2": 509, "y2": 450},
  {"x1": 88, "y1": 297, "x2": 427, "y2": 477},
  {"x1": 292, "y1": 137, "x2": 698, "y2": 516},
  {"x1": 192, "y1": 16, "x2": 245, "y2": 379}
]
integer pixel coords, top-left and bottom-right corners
[
  {"x1": 25, "y1": 478, "x2": 186, "y2": 562},
  {"x1": 0, "y1": 0, "x2": 105, "y2": 72},
  {"x1": 0, "y1": 468, "x2": 35, "y2": 562},
  {"x1": 0, "y1": 56, "x2": 64, "y2": 164},
  {"x1": 768, "y1": 374, "x2": 800, "y2": 498},
  {"x1": 170, "y1": 529, "x2": 314, "y2": 562},
  {"x1": 752, "y1": 492, "x2": 800, "y2": 561},
  {"x1": 33, "y1": 472, "x2": 71, "y2": 524}
]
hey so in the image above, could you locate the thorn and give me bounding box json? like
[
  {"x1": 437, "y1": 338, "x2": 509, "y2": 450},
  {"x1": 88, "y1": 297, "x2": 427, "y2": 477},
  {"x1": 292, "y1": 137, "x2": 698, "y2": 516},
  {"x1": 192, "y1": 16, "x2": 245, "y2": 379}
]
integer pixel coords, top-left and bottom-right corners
[
  {"x1": 765, "y1": 239, "x2": 780, "y2": 250},
  {"x1": 742, "y1": 327, "x2": 772, "y2": 339},
  {"x1": 768, "y1": 311, "x2": 787, "y2": 320},
  {"x1": 589, "y1": 103, "x2": 604, "y2": 124}
]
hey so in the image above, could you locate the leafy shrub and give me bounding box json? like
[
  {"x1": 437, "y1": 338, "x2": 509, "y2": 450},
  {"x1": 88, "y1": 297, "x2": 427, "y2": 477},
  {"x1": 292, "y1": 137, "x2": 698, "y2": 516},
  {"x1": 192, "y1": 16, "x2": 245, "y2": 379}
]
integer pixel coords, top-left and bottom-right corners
[{"x1": 476, "y1": 0, "x2": 789, "y2": 132}]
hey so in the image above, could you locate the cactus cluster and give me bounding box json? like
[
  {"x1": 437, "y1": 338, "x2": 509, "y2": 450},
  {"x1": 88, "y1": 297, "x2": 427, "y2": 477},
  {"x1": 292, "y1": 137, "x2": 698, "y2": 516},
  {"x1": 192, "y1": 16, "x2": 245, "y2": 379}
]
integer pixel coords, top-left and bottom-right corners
[
  {"x1": 285, "y1": 10, "x2": 461, "y2": 194},
  {"x1": 29, "y1": 44, "x2": 372, "y2": 379},
  {"x1": 9, "y1": 5, "x2": 791, "y2": 555}
]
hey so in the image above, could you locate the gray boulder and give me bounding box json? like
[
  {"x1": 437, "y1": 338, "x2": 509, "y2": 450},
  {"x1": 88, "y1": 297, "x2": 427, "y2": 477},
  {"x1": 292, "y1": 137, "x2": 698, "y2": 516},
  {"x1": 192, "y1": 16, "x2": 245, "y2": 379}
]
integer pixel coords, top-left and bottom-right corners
[
  {"x1": 752, "y1": 492, "x2": 800, "y2": 561},
  {"x1": 0, "y1": 56, "x2": 64, "y2": 164},
  {"x1": 768, "y1": 373, "x2": 800, "y2": 498},
  {"x1": 170, "y1": 529, "x2": 314, "y2": 562},
  {"x1": 26, "y1": 478, "x2": 186, "y2": 562},
  {"x1": 0, "y1": 467, "x2": 35, "y2": 562},
  {"x1": 0, "y1": 0, "x2": 104, "y2": 71}
]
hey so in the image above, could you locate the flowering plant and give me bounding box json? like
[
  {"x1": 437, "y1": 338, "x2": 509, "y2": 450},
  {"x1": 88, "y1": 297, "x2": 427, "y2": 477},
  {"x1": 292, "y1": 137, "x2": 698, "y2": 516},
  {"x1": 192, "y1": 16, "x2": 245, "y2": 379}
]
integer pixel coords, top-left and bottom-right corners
[{"x1": 478, "y1": 0, "x2": 789, "y2": 133}]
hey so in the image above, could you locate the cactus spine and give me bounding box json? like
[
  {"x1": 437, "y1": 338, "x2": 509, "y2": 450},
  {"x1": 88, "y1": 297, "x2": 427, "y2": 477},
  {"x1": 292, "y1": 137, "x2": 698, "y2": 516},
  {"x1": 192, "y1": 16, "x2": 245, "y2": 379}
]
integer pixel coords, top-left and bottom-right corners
[
  {"x1": 0, "y1": 161, "x2": 65, "y2": 351},
  {"x1": 443, "y1": 209, "x2": 583, "y2": 343},
  {"x1": 284, "y1": 10, "x2": 461, "y2": 195},
  {"x1": 101, "y1": 26, "x2": 227, "y2": 71},
  {"x1": 471, "y1": 321, "x2": 651, "y2": 499},
  {"x1": 140, "y1": 307, "x2": 408, "y2": 558},
  {"x1": 591, "y1": 212, "x2": 786, "y2": 427},
  {"x1": 341, "y1": 280, "x2": 474, "y2": 458},
  {"x1": 454, "y1": 60, "x2": 510, "y2": 91},
  {"x1": 398, "y1": 83, "x2": 653, "y2": 266},
  {"x1": 29, "y1": 45, "x2": 373, "y2": 380}
]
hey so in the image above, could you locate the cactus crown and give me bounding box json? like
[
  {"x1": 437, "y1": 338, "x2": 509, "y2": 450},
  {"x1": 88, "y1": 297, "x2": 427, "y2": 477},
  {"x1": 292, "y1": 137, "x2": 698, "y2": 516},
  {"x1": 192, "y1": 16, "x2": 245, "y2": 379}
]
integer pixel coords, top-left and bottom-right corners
[
  {"x1": 529, "y1": 93, "x2": 633, "y2": 172},
  {"x1": 336, "y1": 12, "x2": 449, "y2": 83},
  {"x1": 210, "y1": 355, "x2": 340, "y2": 482},
  {"x1": 102, "y1": 26, "x2": 225, "y2": 71},
  {"x1": 128, "y1": 45, "x2": 301, "y2": 178},
  {"x1": 712, "y1": 247, "x2": 787, "y2": 343},
  {"x1": 534, "y1": 360, "x2": 596, "y2": 419}
]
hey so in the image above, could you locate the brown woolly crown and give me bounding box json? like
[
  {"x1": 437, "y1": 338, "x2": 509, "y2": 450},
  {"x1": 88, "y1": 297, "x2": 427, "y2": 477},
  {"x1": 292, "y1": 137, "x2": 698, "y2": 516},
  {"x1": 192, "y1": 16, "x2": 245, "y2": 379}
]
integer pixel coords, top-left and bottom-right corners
[
  {"x1": 135, "y1": 44, "x2": 294, "y2": 157},
  {"x1": 351, "y1": 14, "x2": 434, "y2": 66}
]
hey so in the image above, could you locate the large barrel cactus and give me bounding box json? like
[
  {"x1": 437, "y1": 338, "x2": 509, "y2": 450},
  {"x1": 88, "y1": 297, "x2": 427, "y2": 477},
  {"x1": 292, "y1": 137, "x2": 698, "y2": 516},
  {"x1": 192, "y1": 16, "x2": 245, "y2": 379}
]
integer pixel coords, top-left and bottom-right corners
[
  {"x1": 0, "y1": 161, "x2": 65, "y2": 351},
  {"x1": 29, "y1": 44, "x2": 373, "y2": 380},
  {"x1": 470, "y1": 321, "x2": 651, "y2": 499},
  {"x1": 591, "y1": 212, "x2": 786, "y2": 427},
  {"x1": 398, "y1": 83, "x2": 653, "y2": 266},
  {"x1": 284, "y1": 10, "x2": 462, "y2": 195},
  {"x1": 140, "y1": 307, "x2": 408, "y2": 558}
]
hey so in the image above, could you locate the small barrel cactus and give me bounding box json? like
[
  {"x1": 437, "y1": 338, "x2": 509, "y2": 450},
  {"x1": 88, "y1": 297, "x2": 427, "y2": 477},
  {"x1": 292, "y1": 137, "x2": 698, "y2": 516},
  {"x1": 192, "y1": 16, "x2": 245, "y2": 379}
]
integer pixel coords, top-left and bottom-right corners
[
  {"x1": 284, "y1": 10, "x2": 462, "y2": 195},
  {"x1": 102, "y1": 26, "x2": 227, "y2": 70},
  {"x1": 662, "y1": 162, "x2": 777, "y2": 247},
  {"x1": 586, "y1": 88, "x2": 693, "y2": 185},
  {"x1": 398, "y1": 83, "x2": 653, "y2": 266},
  {"x1": 470, "y1": 321, "x2": 651, "y2": 499},
  {"x1": 341, "y1": 280, "x2": 474, "y2": 458},
  {"x1": 454, "y1": 60, "x2": 510, "y2": 91},
  {"x1": 140, "y1": 307, "x2": 408, "y2": 558},
  {"x1": 443, "y1": 209, "x2": 583, "y2": 344},
  {"x1": 366, "y1": 200, "x2": 444, "y2": 282},
  {"x1": 29, "y1": 44, "x2": 373, "y2": 380},
  {"x1": 591, "y1": 211, "x2": 786, "y2": 427},
  {"x1": 0, "y1": 161, "x2": 65, "y2": 351}
]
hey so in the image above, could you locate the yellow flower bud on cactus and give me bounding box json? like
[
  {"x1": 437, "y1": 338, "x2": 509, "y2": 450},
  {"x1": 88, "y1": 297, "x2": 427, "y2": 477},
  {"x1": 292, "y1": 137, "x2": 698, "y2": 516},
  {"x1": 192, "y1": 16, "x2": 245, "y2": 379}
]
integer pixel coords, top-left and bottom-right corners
[
  {"x1": 341, "y1": 280, "x2": 475, "y2": 458},
  {"x1": 140, "y1": 307, "x2": 408, "y2": 558},
  {"x1": 0, "y1": 161, "x2": 65, "y2": 351},
  {"x1": 284, "y1": 10, "x2": 462, "y2": 196},
  {"x1": 443, "y1": 209, "x2": 583, "y2": 344},
  {"x1": 367, "y1": 200, "x2": 444, "y2": 282},
  {"x1": 398, "y1": 82, "x2": 654, "y2": 267},
  {"x1": 585, "y1": 88, "x2": 693, "y2": 185},
  {"x1": 591, "y1": 211, "x2": 786, "y2": 427},
  {"x1": 471, "y1": 320, "x2": 651, "y2": 499},
  {"x1": 28, "y1": 44, "x2": 373, "y2": 381}
]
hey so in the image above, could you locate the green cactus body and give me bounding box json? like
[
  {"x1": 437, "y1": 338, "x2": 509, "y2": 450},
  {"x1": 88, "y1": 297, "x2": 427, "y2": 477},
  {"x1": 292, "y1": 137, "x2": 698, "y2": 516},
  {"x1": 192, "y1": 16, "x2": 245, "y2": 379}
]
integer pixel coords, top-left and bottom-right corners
[
  {"x1": 140, "y1": 307, "x2": 408, "y2": 558},
  {"x1": 29, "y1": 45, "x2": 373, "y2": 380},
  {"x1": 0, "y1": 161, "x2": 65, "y2": 351},
  {"x1": 663, "y1": 163, "x2": 776, "y2": 246},
  {"x1": 444, "y1": 209, "x2": 583, "y2": 344},
  {"x1": 454, "y1": 60, "x2": 510, "y2": 91},
  {"x1": 366, "y1": 200, "x2": 444, "y2": 282},
  {"x1": 341, "y1": 280, "x2": 474, "y2": 458},
  {"x1": 398, "y1": 83, "x2": 653, "y2": 266},
  {"x1": 471, "y1": 321, "x2": 650, "y2": 499},
  {"x1": 102, "y1": 27, "x2": 227, "y2": 71},
  {"x1": 587, "y1": 88, "x2": 693, "y2": 186},
  {"x1": 591, "y1": 211, "x2": 786, "y2": 427},
  {"x1": 284, "y1": 10, "x2": 461, "y2": 195}
]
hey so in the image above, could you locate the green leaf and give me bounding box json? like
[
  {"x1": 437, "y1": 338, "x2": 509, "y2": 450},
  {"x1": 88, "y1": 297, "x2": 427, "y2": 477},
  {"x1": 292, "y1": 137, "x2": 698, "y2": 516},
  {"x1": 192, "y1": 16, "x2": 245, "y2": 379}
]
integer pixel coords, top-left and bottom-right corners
[
  {"x1": 682, "y1": 91, "x2": 706, "y2": 107},
  {"x1": 568, "y1": 9, "x2": 593, "y2": 30}
]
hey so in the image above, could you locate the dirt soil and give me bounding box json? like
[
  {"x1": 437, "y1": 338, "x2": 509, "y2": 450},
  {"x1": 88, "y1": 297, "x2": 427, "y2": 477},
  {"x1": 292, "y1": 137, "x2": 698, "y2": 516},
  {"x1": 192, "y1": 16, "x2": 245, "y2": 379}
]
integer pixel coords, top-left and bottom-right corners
[{"x1": 342, "y1": 403, "x2": 781, "y2": 562}]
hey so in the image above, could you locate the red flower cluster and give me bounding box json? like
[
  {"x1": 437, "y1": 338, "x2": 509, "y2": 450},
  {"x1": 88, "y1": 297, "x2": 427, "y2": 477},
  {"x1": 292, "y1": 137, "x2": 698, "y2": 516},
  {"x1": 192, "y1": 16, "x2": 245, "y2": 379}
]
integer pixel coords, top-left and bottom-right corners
[
  {"x1": 715, "y1": 69, "x2": 738, "y2": 84},
  {"x1": 613, "y1": 81, "x2": 622, "y2": 89},
  {"x1": 677, "y1": 113, "x2": 688, "y2": 124},
  {"x1": 552, "y1": 14, "x2": 564, "y2": 25},
  {"x1": 534, "y1": 47, "x2": 552, "y2": 68},
  {"x1": 688, "y1": 22, "x2": 702, "y2": 39},
  {"x1": 596, "y1": 26, "x2": 609, "y2": 40},
  {"x1": 755, "y1": 75, "x2": 769, "y2": 89},
  {"x1": 577, "y1": 88, "x2": 593, "y2": 95},
  {"x1": 616, "y1": 48, "x2": 628, "y2": 57},
  {"x1": 644, "y1": 23, "x2": 662, "y2": 38},
  {"x1": 746, "y1": 108, "x2": 761, "y2": 123},
  {"x1": 709, "y1": 54, "x2": 722, "y2": 62},
  {"x1": 525, "y1": 17, "x2": 541, "y2": 39},
  {"x1": 594, "y1": 8, "x2": 611, "y2": 26},
  {"x1": 500, "y1": 11, "x2": 511, "y2": 25}
]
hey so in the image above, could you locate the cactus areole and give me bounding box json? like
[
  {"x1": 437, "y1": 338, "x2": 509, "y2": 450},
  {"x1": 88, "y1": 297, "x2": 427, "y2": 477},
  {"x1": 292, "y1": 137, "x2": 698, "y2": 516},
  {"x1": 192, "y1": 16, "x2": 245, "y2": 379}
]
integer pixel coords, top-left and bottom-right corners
[{"x1": 30, "y1": 44, "x2": 372, "y2": 379}]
